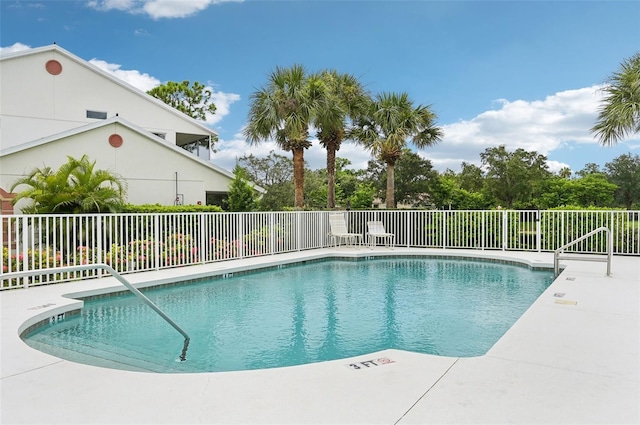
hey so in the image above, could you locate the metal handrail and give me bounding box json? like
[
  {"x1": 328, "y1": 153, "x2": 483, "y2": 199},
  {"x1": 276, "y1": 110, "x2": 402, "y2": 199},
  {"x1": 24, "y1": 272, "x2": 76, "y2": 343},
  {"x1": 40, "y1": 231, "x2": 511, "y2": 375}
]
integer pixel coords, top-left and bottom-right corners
[
  {"x1": 2, "y1": 263, "x2": 190, "y2": 361},
  {"x1": 554, "y1": 226, "x2": 612, "y2": 277}
]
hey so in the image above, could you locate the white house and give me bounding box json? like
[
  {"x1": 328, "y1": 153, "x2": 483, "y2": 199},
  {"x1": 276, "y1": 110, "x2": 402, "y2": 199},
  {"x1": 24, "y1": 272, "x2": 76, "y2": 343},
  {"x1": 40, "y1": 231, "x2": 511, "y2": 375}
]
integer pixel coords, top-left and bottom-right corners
[{"x1": 0, "y1": 44, "x2": 247, "y2": 212}]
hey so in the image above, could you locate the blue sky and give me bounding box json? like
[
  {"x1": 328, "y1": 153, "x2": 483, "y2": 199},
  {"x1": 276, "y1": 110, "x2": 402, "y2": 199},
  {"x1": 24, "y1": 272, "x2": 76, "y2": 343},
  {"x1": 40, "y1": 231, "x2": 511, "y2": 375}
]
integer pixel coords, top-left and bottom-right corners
[{"x1": 1, "y1": 0, "x2": 639, "y2": 175}]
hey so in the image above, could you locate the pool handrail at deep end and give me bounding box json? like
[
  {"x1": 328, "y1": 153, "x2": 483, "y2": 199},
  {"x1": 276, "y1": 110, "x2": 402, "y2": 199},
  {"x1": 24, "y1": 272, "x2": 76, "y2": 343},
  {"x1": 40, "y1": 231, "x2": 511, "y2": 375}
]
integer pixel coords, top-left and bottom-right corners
[
  {"x1": 1, "y1": 263, "x2": 190, "y2": 361},
  {"x1": 553, "y1": 226, "x2": 612, "y2": 277}
]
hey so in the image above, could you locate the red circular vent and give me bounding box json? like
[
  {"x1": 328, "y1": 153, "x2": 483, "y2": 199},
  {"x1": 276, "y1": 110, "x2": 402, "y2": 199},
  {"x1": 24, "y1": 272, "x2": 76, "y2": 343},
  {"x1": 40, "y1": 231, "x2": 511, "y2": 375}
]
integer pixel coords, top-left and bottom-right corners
[
  {"x1": 45, "y1": 60, "x2": 62, "y2": 75},
  {"x1": 109, "y1": 134, "x2": 123, "y2": 148}
]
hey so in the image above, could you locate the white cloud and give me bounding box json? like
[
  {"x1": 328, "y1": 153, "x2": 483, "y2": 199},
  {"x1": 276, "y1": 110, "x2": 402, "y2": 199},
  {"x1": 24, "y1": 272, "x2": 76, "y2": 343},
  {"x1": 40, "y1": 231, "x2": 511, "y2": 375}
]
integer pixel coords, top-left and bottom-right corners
[
  {"x1": 142, "y1": 0, "x2": 215, "y2": 19},
  {"x1": 547, "y1": 160, "x2": 571, "y2": 174},
  {"x1": 428, "y1": 85, "x2": 608, "y2": 171},
  {"x1": 212, "y1": 131, "x2": 278, "y2": 171},
  {"x1": 0, "y1": 42, "x2": 31, "y2": 56},
  {"x1": 206, "y1": 90, "x2": 241, "y2": 126},
  {"x1": 443, "y1": 86, "x2": 602, "y2": 152},
  {"x1": 87, "y1": 0, "x2": 242, "y2": 19},
  {"x1": 88, "y1": 58, "x2": 161, "y2": 92},
  {"x1": 86, "y1": 0, "x2": 137, "y2": 12},
  {"x1": 7, "y1": 2, "x2": 44, "y2": 8}
]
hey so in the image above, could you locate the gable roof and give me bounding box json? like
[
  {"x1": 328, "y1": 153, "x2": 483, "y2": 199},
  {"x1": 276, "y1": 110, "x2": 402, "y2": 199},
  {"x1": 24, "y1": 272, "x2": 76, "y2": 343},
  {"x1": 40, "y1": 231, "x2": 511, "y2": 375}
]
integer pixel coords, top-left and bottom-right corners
[
  {"x1": 0, "y1": 116, "x2": 266, "y2": 194},
  {"x1": 0, "y1": 44, "x2": 217, "y2": 139},
  {"x1": 1, "y1": 116, "x2": 228, "y2": 175}
]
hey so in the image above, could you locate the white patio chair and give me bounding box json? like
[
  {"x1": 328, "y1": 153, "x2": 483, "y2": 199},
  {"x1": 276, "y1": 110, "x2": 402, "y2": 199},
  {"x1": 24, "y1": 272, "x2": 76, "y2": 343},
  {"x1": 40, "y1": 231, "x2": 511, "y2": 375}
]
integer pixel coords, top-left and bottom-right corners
[
  {"x1": 367, "y1": 221, "x2": 395, "y2": 248},
  {"x1": 328, "y1": 213, "x2": 363, "y2": 248}
]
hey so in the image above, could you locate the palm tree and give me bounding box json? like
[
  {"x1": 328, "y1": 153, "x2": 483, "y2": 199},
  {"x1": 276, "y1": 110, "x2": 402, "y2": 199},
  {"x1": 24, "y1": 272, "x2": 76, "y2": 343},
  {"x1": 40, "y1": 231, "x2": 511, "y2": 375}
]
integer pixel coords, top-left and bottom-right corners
[
  {"x1": 349, "y1": 92, "x2": 443, "y2": 208},
  {"x1": 11, "y1": 155, "x2": 126, "y2": 213},
  {"x1": 313, "y1": 70, "x2": 368, "y2": 208},
  {"x1": 244, "y1": 65, "x2": 320, "y2": 208},
  {"x1": 591, "y1": 52, "x2": 640, "y2": 146}
]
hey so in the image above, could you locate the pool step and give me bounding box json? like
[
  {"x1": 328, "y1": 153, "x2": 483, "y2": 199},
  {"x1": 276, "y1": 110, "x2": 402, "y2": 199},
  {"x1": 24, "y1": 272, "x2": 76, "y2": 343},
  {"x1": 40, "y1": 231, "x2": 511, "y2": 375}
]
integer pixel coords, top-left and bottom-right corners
[
  {"x1": 26, "y1": 338, "x2": 158, "y2": 372},
  {"x1": 25, "y1": 332, "x2": 199, "y2": 373}
]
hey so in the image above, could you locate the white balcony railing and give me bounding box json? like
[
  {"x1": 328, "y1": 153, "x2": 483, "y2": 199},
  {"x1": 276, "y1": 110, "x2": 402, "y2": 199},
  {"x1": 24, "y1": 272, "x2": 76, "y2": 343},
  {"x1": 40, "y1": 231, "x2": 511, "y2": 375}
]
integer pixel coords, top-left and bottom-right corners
[{"x1": 2, "y1": 210, "x2": 638, "y2": 289}]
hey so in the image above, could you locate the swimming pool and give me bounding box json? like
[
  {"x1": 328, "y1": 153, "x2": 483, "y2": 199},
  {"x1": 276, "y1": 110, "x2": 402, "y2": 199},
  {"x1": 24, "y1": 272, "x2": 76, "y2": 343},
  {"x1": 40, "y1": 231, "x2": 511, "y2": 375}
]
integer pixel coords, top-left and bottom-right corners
[{"x1": 23, "y1": 257, "x2": 554, "y2": 373}]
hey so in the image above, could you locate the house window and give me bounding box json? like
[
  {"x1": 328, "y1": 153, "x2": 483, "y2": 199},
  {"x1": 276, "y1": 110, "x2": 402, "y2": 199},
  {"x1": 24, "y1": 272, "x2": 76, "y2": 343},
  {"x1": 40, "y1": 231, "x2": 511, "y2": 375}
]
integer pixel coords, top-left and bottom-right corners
[
  {"x1": 86, "y1": 110, "x2": 107, "y2": 120},
  {"x1": 206, "y1": 192, "x2": 228, "y2": 209},
  {"x1": 152, "y1": 132, "x2": 166, "y2": 139}
]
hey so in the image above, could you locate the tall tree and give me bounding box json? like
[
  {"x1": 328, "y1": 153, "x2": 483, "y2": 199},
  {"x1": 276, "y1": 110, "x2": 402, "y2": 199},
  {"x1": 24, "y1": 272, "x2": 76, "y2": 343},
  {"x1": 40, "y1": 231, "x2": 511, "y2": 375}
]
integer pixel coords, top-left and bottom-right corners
[
  {"x1": 569, "y1": 174, "x2": 617, "y2": 207},
  {"x1": 333, "y1": 158, "x2": 365, "y2": 207},
  {"x1": 591, "y1": 52, "x2": 640, "y2": 146},
  {"x1": 535, "y1": 175, "x2": 615, "y2": 209},
  {"x1": 435, "y1": 170, "x2": 493, "y2": 210},
  {"x1": 11, "y1": 155, "x2": 126, "y2": 213},
  {"x1": 226, "y1": 166, "x2": 259, "y2": 212},
  {"x1": 575, "y1": 163, "x2": 601, "y2": 178},
  {"x1": 557, "y1": 167, "x2": 573, "y2": 179},
  {"x1": 367, "y1": 149, "x2": 440, "y2": 208},
  {"x1": 313, "y1": 70, "x2": 368, "y2": 208},
  {"x1": 237, "y1": 151, "x2": 294, "y2": 210},
  {"x1": 605, "y1": 153, "x2": 640, "y2": 209},
  {"x1": 303, "y1": 168, "x2": 329, "y2": 209},
  {"x1": 349, "y1": 92, "x2": 443, "y2": 208},
  {"x1": 148, "y1": 80, "x2": 218, "y2": 155},
  {"x1": 237, "y1": 151, "x2": 293, "y2": 187},
  {"x1": 480, "y1": 146, "x2": 550, "y2": 208},
  {"x1": 147, "y1": 80, "x2": 217, "y2": 121},
  {"x1": 457, "y1": 162, "x2": 485, "y2": 192},
  {"x1": 244, "y1": 65, "x2": 321, "y2": 208}
]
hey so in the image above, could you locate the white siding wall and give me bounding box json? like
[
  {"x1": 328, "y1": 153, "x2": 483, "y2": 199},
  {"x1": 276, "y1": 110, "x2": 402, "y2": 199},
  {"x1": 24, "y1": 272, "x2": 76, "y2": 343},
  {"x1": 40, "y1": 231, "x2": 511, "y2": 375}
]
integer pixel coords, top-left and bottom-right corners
[
  {"x1": 0, "y1": 49, "x2": 212, "y2": 149},
  {"x1": 0, "y1": 123, "x2": 232, "y2": 210}
]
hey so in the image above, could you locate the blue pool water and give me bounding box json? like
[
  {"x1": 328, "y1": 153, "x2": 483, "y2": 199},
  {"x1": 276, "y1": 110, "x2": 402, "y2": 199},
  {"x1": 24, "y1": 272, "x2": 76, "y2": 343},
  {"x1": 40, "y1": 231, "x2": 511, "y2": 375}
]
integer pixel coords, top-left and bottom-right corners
[{"x1": 24, "y1": 257, "x2": 554, "y2": 373}]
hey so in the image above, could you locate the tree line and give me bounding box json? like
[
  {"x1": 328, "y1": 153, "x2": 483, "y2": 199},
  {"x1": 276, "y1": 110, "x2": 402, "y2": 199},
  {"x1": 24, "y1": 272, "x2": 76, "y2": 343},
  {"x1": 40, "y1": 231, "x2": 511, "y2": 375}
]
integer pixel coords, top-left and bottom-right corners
[{"x1": 227, "y1": 148, "x2": 640, "y2": 211}]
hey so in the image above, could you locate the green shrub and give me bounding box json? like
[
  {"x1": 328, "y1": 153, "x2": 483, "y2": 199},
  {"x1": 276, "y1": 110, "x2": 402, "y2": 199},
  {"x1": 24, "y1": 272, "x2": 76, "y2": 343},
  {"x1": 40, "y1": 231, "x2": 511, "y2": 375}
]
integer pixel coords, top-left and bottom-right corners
[{"x1": 122, "y1": 204, "x2": 223, "y2": 213}]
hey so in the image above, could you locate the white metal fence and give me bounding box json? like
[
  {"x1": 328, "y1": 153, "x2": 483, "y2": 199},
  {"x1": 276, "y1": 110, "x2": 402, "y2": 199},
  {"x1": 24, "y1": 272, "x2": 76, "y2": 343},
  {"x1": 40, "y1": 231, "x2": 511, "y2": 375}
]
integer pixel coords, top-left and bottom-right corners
[{"x1": 2, "y1": 210, "x2": 638, "y2": 289}]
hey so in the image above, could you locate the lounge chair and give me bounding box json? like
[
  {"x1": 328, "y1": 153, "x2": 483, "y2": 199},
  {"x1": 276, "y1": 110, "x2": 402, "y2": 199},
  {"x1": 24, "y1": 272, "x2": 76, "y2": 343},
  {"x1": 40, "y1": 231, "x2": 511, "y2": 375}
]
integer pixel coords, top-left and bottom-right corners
[
  {"x1": 328, "y1": 213, "x2": 363, "y2": 247},
  {"x1": 367, "y1": 221, "x2": 395, "y2": 248}
]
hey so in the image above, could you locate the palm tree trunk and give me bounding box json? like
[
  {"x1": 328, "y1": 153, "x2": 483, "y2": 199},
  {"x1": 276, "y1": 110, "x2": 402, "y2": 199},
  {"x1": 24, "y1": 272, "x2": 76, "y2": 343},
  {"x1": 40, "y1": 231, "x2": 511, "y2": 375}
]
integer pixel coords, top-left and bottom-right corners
[
  {"x1": 386, "y1": 163, "x2": 395, "y2": 208},
  {"x1": 326, "y1": 143, "x2": 336, "y2": 209},
  {"x1": 292, "y1": 147, "x2": 305, "y2": 208}
]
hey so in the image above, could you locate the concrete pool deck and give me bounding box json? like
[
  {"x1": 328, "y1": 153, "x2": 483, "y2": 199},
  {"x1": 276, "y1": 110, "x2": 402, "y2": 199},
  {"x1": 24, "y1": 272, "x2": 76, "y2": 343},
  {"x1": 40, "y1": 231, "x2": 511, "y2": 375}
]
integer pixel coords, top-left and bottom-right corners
[{"x1": 1, "y1": 248, "x2": 638, "y2": 424}]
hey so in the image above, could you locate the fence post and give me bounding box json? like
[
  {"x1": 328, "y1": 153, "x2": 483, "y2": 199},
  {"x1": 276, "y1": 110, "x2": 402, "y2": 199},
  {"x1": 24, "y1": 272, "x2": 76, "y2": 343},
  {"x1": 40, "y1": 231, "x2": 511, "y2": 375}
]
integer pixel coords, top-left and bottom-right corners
[
  {"x1": 405, "y1": 210, "x2": 410, "y2": 248},
  {"x1": 403, "y1": 210, "x2": 408, "y2": 247},
  {"x1": 440, "y1": 211, "x2": 445, "y2": 249},
  {"x1": 610, "y1": 211, "x2": 615, "y2": 254},
  {"x1": 536, "y1": 210, "x2": 541, "y2": 252},
  {"x1": 96, "y1": 217, "x2": 103, "y2": 278},
  {"x1": 502, "y1": 210, "x2": 507, "y2": 251},
  {"x1": 269, "y1": 213, "x2": 275, "y2": 255},
  {"x1": 481, "y1": 210, "x2": 485, "y2": 250},
  {"x1": 21, "y1": 216, "x2": 29, "y2": 288},
  {"x1": 608, "y1": 224, "x2": 613, "y2": 274},
  {"x1": 560, "y1": 212, "x2": 565, "y2": 250},
  {"x1": 238, "y1": 213, "x2": 244, "y2": 259},
  {"x1": 154, "y1": 214, "x2": 160, "y2": 270},
  {"x1": 0, "y1": 215, "x2": 4, "y2": 272},
  {"x1": 199, "y1": 213, "x2": 206, "y2": 264}
]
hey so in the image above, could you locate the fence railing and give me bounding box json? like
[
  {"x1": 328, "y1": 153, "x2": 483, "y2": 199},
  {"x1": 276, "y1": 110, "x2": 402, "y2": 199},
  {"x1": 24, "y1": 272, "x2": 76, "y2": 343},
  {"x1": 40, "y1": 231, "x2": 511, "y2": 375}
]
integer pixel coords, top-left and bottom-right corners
[{"x1": 2, "y1": 210, "x2": 638, "y2": 289}]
